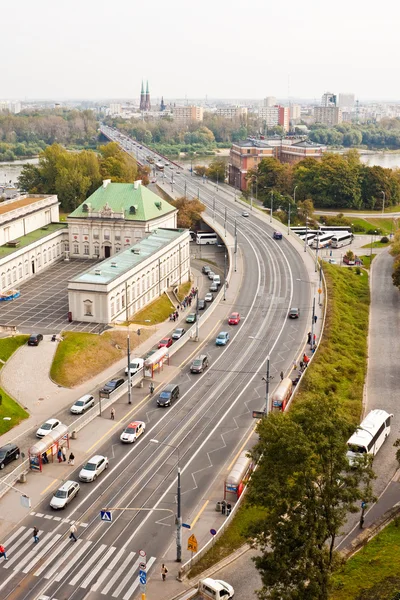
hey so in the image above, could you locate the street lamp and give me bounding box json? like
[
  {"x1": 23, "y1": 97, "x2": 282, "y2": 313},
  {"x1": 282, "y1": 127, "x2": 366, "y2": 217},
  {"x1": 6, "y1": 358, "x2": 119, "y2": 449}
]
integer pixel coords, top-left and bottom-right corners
[
  {"x1": 288, "y1": 185, "x2": 298, "y2": 235},
  {"x1": 381, "y1": 191, "x2": 385, "y2": 214},
  {"x1": 150, "y1": 439, "x2": 182, "y2": 562},
  {"x1": 270, "y1": 191, "x2": 273, "y2": 224},
  {"x1": 370, "y1": 230, "x2": 377, "y2": 258},
  {"x1": 297, "y1": 278, "x2": 316, "y2": 347},
  {"x1": 248, "y1": 337, "x2": 272, "y2": 414}
]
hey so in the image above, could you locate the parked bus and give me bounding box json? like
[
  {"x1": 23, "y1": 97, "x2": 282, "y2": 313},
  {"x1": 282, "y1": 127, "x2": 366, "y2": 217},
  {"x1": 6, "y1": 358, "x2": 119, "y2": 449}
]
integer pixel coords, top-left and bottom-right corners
[
  {"x1": 196, "y1": 232, "x2": 218, "y2": 245},
  {"x1": 155, "y1": 163, "x2": 164, "y2": 171},
  {"x1": 347, "y1": 409, "x2": 393, "y2": 465},
  {"x1": 311, "y1": 233, "x2": 334, "y2": 249},
  {"x1": 299, "y1": 232, "x2": 318, "y2": 244},
  {"x1": 319, "y1": 225, "x2": 352, "y2": 232},
  {"x1": 331, "y1": 232, "x2": 354, "y2": 248}
]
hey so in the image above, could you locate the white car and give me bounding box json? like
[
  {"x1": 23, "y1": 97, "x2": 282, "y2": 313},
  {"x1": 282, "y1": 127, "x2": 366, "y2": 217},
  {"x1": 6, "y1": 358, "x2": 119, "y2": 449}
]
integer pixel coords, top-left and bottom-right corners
[
  {"x1": 50, "y1": 480, "x2": 80, "y2": 509},
  {"x1": 242, "y1": 211, "x2": 249, "y2": 217},
  {"x1": 70, "y1": 394, "x2": 95, "y2": 414},
  {"x1": 214, "y1": 580, "x2": 234, "y2": 599},
  {"x1": 36, "y1": 418, "x2": 61, "y2": 438},
  {"x1": 205, "y1": 292, "x2": 214, "y2": 302},
  {"x1": 79, "y1": 455, "x2": 109, "y2": 482},
  {"x1": 124, "y1": 358, "x2": 144, "y2": 376},
  {"x1": 120, "y1": 421, "x2": 146, "y2": 443}
]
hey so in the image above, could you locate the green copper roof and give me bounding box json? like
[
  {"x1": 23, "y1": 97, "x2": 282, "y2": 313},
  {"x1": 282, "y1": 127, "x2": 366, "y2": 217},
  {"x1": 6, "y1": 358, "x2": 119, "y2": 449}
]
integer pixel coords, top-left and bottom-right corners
[{"x1": 68, "y1": 183, "x2": 176, "y2": 221}]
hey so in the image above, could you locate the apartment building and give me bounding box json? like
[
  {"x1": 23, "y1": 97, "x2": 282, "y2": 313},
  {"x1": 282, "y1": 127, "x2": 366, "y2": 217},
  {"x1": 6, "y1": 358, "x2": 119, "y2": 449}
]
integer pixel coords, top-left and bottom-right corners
[
  {"x1": 313, "y1": 106, "x2": 343, "y2": 126},
  {"x1": 172, "y1": 105, "x2": 204, "y2": 123},
  {"x1": 216, "y1": 106, "x2": 248, "y2": 120}
]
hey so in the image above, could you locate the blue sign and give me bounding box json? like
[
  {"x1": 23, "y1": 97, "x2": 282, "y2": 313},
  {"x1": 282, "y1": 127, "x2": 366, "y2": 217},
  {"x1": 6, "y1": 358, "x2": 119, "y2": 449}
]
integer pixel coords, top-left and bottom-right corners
[
  {"x1": 140, "y1": 574, "x2": 147, "y2": 585},
  {"x1": 210, "y1": 528, "x2": 217, "y2": 536},
  {"x1": 100, "y1": 510, "x2": 112, "y2": 522},
  {"x1": 182, "y1": 523, "x2": 191, "y2": 529}
]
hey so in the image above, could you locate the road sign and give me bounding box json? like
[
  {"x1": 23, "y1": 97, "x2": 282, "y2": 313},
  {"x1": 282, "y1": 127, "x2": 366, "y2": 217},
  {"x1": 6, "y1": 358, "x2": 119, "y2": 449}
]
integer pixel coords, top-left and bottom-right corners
[
  {"x1": 100, "y1": 510, "x2": 112, "y2": 522},
  {"x1": 139, "y1": 562, "x2": 146, "y2": 571},
  {"x1": 182, "y1": 523, "x2": 191, "y2": 529},
  {"x1": 210, "y1": 528, "x2": 217, "y2": 536},
  {"x1": 139, "y1": 549, "x2": 146, "y2": 557},
  {"x1": 140, "y1": 574, "x2": 147, "y2": 585},
  {"x1": 187, "y1": 533, "x2": 198, "y2": 553},
  {"x1": 252, "y1": 410, "x2": 265, "y2": 419}
]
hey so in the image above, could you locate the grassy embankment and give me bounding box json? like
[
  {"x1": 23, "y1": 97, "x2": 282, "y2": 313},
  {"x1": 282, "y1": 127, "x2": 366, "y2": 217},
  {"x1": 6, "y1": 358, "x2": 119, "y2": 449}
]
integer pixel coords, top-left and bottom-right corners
[
  {"x1": 129, "y1": 293, "x2": 175, "y2": 326},
  {"x1": 188, "y1": 264, "x2": 370, "y2": 577},
  {"x1": 0, "y1": 336, "x2": 29, "y2": 434}
]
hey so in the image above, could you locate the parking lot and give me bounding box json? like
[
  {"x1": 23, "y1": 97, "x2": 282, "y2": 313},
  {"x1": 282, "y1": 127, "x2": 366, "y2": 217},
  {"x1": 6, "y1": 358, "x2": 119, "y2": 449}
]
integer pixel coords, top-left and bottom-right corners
[{"x1": 0, "y1": 259, "x2": 104, "y2": 334}]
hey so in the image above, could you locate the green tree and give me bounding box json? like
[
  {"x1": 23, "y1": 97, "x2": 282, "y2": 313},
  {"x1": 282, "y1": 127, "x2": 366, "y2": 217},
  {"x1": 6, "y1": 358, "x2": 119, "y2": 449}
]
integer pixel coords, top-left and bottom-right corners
[
  {"x1": 99, "y1": 142, "x2": 137, "y2": 183},
  {"x1": 170, "y1": 196, "x2": 205, "y2": 229},
  {"x1": 206, "y1": 158, "x2": 226, "y2": 182},
  {"x1": 194, "y1": 165, "x2": 208, "y2": 177},
  {"x1": 248, "y1": 397, "x2": 375, "y2": 600},
  {"x1": 18, "y1": 164, "x2": 43, "y2": 193}
]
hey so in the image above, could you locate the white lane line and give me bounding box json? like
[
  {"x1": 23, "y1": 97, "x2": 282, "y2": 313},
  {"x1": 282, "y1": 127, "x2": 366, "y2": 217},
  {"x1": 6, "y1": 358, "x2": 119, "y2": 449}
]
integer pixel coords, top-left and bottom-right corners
[
  {"x1": 35, "y1": 537, "x2": 71, "y2": 577},
  {"x1": 30, "y1": 512, "x2": 36, "y2": 516},
  {"x1": 44, "y1": 515, "x2": 53, "y2": 520},
  {"x1": 80, "y1": 546, "x2": 116, "y2": 588},
  {"x1": 36, "y1": 513, "x2": 44, "y2": 517},
  {"x1": 90, "y1": 547, "x2": 125, "y2": 592},
  {"x1": 4, "y1": 526, "x2": 25, "y2": 547},
  {"x1": 79, "y1": 522, "x2": 88, "y2": 528},
  {"x1": 54, "y1": 540, "x2": 92, "y2": 582},
  {"x1": 0, "y1": 570, "x2": 16, "y2": 594},
  {"x1": 4, "y1": 530, "x2": 44, "y2": 568},
  {"x1": 53, "y1": 517, "x2": 62, "y2": 521},
  {"x1": 22, "y1": 534, "x2": 62, "y2": 573},
  {"x1": 101, "y1": 552, "x2": 135, "y2": 595},
  {"x1": 12, "y1": 532, "x2": 53, "y2": 572},
  {"x1": 123, "y1": 556, "x2": 156, "y2": 600},
  {"x1": 69, "y1": 543, "x2": 107, "y2": 586},
  {"x1": 112, "y1": 556, "x2": 140, "y2": 598}
]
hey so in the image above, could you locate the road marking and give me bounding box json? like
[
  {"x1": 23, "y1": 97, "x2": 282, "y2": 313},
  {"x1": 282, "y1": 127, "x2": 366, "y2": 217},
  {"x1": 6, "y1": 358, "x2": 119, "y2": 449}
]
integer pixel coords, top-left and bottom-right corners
[
  {"x1": 123, "y1": 556, "x2": 156, "y2": 600},
  {"x1": 22, "y1": 533, "x2": 62, "y2": 573},
  {"x1": 112, "y1": 556, "x2": 141, "y2": 598},
  {"x1": 90, "y1": 547, "x2": 126, "y2": 592},
  {"x1": 36, "y1": 512, "x2": 44, "y2": 517},
  {"x1": 101, "y1": 552, "x2": 135, "y2": 595},
  {"x1": 4, "y1": 525, "x2": 25, "y2": 547},
  {"x1": 35, "y1": 537, "x2": 72, "y2": 577},
  {"x1": 226, "y1": 425, "x2": 257, "y2": 472},
  {"x1": 80, "y1": 546, "x2": 116, "y2": 588},
  {"x1": 5, "y1": 531, "x2": 47, "y2": 570},
  {"x1": 5, "y1": 528, "x2": 40, "y2": 561},
  {"x1": 190, "y1": 500, "x2": 209, "y2": 529},
  {"x1": 69, "y1": 543, "x2": 107, "y2": 586},
  {"x1": 40, "y1": 479, "x2": 59, "y2": 496},
  {"x1": 54, "y1": 540, "x2": 92, "y2": 581}
]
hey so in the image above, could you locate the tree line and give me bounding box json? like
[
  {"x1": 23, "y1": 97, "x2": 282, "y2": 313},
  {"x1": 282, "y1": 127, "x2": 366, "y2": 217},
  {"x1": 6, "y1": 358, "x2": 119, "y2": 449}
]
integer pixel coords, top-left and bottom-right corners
[
  {"x1": 17, "y1": 143, "x2": 148, "y2": 213},
  {"x1": 309, "y1": 119, "x2": 400, "y2": 149}
]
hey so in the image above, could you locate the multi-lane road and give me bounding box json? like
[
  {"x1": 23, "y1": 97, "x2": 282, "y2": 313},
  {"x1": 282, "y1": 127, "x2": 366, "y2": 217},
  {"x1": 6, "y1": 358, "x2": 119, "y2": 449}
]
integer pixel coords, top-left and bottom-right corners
[{"x1": 0, "y1": 128, "x2": 311, "y2": 600}]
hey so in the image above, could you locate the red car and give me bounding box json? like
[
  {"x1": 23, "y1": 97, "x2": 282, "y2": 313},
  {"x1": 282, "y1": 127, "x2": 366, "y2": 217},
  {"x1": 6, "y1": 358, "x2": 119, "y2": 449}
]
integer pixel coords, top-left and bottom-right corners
[
  {"x1": 228, "y1": 312, "x2": 241, "y2": 325},
  {"x1": 158, "y1": 337, "x2": 173, "y2": 349}
]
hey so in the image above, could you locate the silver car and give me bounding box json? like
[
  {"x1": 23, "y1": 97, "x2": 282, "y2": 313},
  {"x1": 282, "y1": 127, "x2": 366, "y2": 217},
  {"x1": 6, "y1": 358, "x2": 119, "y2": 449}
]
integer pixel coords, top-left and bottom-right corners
[{"x1": 50, "y1": 480, "x2": 80, "y2": 509}]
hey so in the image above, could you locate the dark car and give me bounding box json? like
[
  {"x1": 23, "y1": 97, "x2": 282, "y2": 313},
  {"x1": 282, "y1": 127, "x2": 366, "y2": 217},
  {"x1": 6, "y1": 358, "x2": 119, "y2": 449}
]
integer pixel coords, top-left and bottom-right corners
[
  {"x1": 198, "y1": 299, "x2": 206, "y2": 310},
  {"x1": 100, "y1": 378, "x2": 125, "y2": 396},
  {"x1": 202, "y1": 265, "x2": 211, "y2": 275},
  {"x1": 288, "y1": 307, "x2": 300, "y2": 319},
  {"x1": 157, "y1": 384, "x2": 180, "y2": 407},
  {"x1": 273, "y1": 231, "x2": 283, "y2": 240},
  {"x1": 0, "y1": 443, "x2": 20, "y2": 469},
  {"x1": 190, "y1": 355, "x2": 209, "y2": 374},
  {"x1": 28, "y1": 333, "x2": 43, "y2": 346}
]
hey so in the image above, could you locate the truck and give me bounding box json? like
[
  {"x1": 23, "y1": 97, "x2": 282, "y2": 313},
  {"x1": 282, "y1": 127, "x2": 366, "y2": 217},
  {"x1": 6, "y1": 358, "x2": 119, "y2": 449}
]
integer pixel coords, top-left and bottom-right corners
[{"x1": 184, "y1": 578, "x2": 235, "y2": 599}]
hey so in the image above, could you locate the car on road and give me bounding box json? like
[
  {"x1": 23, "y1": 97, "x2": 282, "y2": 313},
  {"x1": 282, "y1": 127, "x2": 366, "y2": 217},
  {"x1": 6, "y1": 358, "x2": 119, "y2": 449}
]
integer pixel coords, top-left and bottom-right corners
[
  {"x1": 28, "y1": 333, "x2": 43, "y2": 346},
  {"x1": 213, "y1": 580, "x2": 235, "y2": 599},
  {"x1": 36, "y1": 418, "x2": 62, "y2": 438},
  {"x1": 242, "y1": 211, "x2": 249, "y2": 217},
  {"x1": 157, "y1": 383, "x2": 180, "y2": 407},
  {"x1": 124, "y1": 358, "x2": 144, "y2": 376},
  {"x1": 172, "y1": 328, "x2": 186, "y2": 340},
  {"x1": 50, "y1": 480, "x2": 80, "y2": 509},
  {"x1": 228, "y1": 312, "x2": 241, "y2": 325},
  {"x1": 100, "y1": 378, "x2": 125, "y2": 395},
  {"x1": 210, "y1": 282, "x2": 218, "y2": 292},
  {"x1": 202, "y1": 265, "x2": 211, "y2": 275},
  {"x1": 216, "y1": 332, "x2": 230, "y2": 346},
  {"x1": 158, "y1": 337, "x2": 173, "y2": 349},
  {"x1": 288, "y1": 307, "x2": 300, "y2": 319},
  {"x1": 205, "y1": 292, "x2": 213, "y2": 302},
  {"x1": 0, "y1": 443, "x2": 20, "y2": 469},
  {"x1": 207, "y1": 271, "x2": 216, "y2": 280},
  {"x1": 70, "y1": 394, "x2": 95, "y2": 415},
  {"x1": 79, "y1": 455, "x2": 109, "y2": 482},
  {"x1": 213, "y1": 275, "x2": 221, "y2": 286},
  {"x1": 186, "y1": 313, "x2": 197, "y2": 324},
  {"x1": 190, "y1": 355, "x2": 209, "y2": 374},
  {"x1": 328, "y1": 258, "x2": 337, "y2": 264},
  {"x1": 273, "y1": 231, "x2": 283, "y2": 240},
  {"x1": 120, "y1": 421, "x2": 146, "y2": 443},
  {"x1": 198, "y1": 299, "x2": 206, "y2": 310}
]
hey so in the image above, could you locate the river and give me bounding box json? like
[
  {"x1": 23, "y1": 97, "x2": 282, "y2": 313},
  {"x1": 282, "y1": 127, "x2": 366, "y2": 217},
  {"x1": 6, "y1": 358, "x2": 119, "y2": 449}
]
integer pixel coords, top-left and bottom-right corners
[
  {"x1": 359, "y1": 153, "x2": 400, "y2": 169},
  {"x1": 0, "y1": 158, "x2": 39, "y2": 186}
]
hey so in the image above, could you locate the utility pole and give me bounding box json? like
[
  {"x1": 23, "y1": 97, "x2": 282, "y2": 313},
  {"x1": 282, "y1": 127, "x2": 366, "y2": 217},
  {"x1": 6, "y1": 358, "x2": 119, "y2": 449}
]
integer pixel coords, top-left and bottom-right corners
[
  {"x1": 224, "y1": 207, "x2": 227, "y2": 237},
  {"x1": 318, "y1": 261, "x2": 323, "y2": 306},
  {"x1": 184, "y1": 180, "x2": 187, "y2": 198},
  {"x1": 310, "y1": 295, "x2": 316, "y2": 348},
  {"x1": 234, "y1": 218, "x2": 237, "y2": 273},
  {"x1": 195, "y1": 295, "x2": 199, "y2": 341},
  {"x1": 264, "y1": 356, "x2": 271, "y2": 414},
  {"x1": 213, "y1": 196, "x2": 216, "y2": 222},
  {"x1": 223, "y1": 252, "x2": 227, "y2": 301},
  {"x1": 315, "y1": 234, "x2": 319, "y2": 272},
  {"x1": 270, "y1": 191, "x2": 273, "y2": 223},
  {"x1": 127, "y1": 333, "x2": 132, "y2": 404},
  {"x1": 304, "y1": 217, "x2": 308, "y2": 252}
]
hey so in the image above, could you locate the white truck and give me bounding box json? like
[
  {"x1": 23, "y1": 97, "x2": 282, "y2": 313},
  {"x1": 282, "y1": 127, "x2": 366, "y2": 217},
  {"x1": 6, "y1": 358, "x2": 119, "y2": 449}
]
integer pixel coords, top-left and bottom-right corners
[{"x1": 184, "y1": 578, "x2": 235, "y2": 600}]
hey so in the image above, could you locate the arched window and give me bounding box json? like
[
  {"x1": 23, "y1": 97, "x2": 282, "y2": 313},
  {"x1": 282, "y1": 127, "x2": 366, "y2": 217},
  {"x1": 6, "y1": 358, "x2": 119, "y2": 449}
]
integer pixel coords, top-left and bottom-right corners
[{"x1": 84, "y1": 300, "x2": 93, "y2": 317}]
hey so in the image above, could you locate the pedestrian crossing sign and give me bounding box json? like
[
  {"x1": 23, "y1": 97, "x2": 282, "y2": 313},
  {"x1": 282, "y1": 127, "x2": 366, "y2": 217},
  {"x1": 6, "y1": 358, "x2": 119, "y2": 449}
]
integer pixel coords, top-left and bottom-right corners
[
  {"x1": 100, "y1": 510, "x2": 112, "y2": 522},
  {"x1": 187, "y1": 534, "x2": 198, "y2": 553}
]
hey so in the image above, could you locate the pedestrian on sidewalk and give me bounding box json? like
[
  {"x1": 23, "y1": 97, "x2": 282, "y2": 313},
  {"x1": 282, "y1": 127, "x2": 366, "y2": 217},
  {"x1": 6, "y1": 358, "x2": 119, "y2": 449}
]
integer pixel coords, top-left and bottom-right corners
[
  {"x1": 33, "y1": 527, "x2": 39, "y2": 544},
  {"x1": 69, "y1": 524, "x2": 77, "y2": 542},
  {"x1": 68, "y1": 452, "x2": 75, "y2": 466},
  {"x1": 149, "y1": 382, "x2": 154, "y2": 395},
  {"x1": 0, "y1": 544, "x2": 7, "y2": 560},
  {"x1": 110, "y1": 407, "x2": 115, "y2": 420},
  {"x1": 61, "y1": 447, "x2": 67, "y2": 462},
  {"x1": 41, "y1": 452, "x2": 49, "y2": 465},
  {"x1": 314, "y1": 315, "x2": 318, "y2": 324},
  {"x1": 307, "y1": 331, "x2": 311, "y2": 345},
  {"x1": 161, "y1": 564, "x2": 168, "y2": 581},
  {"x1": 57, "y1": 448, "x2": 62, "y2": 463},
  {"x1": 280, "y1": 371, "x2": 284, "y2": 381}
]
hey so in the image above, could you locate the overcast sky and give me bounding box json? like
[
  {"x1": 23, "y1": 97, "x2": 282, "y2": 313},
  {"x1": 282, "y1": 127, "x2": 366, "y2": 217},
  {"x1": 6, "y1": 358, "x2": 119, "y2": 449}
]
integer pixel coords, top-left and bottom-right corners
[{"x1": 3, "y1": 0, "x2": 399, "y2": 102}]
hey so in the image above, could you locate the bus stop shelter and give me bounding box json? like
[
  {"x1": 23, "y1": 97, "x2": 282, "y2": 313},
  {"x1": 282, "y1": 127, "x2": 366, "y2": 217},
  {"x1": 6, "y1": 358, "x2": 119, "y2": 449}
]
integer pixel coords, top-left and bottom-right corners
[
  {"x1": 29, "y1": 424, "x2": 69, "y2": 472},
  {"x1": 144, "y1": 347, "x2": 170, "y2": 378}
]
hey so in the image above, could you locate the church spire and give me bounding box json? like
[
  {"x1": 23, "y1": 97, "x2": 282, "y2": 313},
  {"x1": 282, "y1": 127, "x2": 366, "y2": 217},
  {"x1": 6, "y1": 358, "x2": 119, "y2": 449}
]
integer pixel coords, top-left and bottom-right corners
[
  {"x1": 144, "y1": 80, "x2": 151, "y2": 111},
  {"x1": 140, "y1": 80, "x2": 145, "y2": 111}
]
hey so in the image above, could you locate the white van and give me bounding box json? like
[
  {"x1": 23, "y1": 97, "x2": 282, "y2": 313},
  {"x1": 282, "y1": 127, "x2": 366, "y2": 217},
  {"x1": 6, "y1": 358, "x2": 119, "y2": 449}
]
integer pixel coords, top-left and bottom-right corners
[
  {"x1": 124, "y1": 358, "x2": 144, "y2": 376},
  {"x1": 213, "y1": 274, "x2": 221, "y2": 287}
]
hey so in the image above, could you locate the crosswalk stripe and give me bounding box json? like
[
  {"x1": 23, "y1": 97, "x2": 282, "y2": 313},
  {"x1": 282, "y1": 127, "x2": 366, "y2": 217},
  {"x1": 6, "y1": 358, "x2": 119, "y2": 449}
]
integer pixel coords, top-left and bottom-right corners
[
  {"x1": 90, "y1": 547, "x2": 126, "y2": 592},
  {"x1": 6, "y1": 527, "x2": 33, "y2": 554},
  {"x1": 101, "y1": 552, "x2": 136, "y2": 595},
  {"x1": 4, "y1": 526, "x2": 25, "y2": 547},
  {"x1": 112, "y1": 556, "x2": 140, "y2": 598},
  {"x1": 11, "y1": 532, "x2": 52, "y2": 572},
  {"x1": 69, "y1": 544, "x2": 107, "y2": 586},
  {"x1": 4, "y1": 530, "x2": 44, "y2": 568},
  {"x1": 22, "y1": 533, "x2": 62, "y2": 573},
  {"x1": 54, "y1": 540, "x2": 92, "y2": 582},
  {"x1": 34, "y1": 537, "x2": 71, "y2": 577},
  {"x1": 122, "y1": 556, "x2": 156, "y2": 600},
  {"x1": 41, "y1": 539, "x2": 86, "y2": 580},
  {"x1": 80, "y1": 546, "x2": 116, "y2": 588}
]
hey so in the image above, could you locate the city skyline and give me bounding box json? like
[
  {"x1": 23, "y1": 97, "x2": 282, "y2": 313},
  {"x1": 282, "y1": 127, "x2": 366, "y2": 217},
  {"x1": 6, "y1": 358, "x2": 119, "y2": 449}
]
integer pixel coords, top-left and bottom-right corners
[{"x1": 2, "y1": 0, "x2": 400, "y2": 101}]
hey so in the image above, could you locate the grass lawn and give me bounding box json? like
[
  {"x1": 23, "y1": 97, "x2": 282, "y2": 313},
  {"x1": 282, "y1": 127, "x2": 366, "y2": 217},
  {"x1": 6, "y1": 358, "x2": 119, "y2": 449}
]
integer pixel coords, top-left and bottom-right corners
[
  {"x1": 130, "y1": 293, "x2": 175, "y2": 326},
  {"x1": 176, "y1": 281, "x2": 192, "y2": 302},
  {"x1": 357, "y1": 254, "x2": 376, "y2": 269},
  {"x1": 50, "y1": 329, "x2": 152, "y2": 388},
  {"x1": 331, "y1": 520, "x2": 400, "y2": 600},
  {"x1": 361, "y1": 240, "x2": 391, "y2": 249},
  {"x1": 0, "y1": 386, "x2": 29, "y2": 435},
  {"x1": 188, "y1": 502, "x2": 266, "y2": 579},
  {"x1": 0, "y1": 335, "x2": 29, "y2": 367}
]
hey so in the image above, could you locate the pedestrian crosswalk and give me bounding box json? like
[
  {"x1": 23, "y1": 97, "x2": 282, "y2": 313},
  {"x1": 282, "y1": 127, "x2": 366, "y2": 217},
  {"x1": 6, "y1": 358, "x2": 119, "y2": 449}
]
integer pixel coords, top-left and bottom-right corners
[{"x1": 1, "y1": 526, "x2": 156, "y2": 599}]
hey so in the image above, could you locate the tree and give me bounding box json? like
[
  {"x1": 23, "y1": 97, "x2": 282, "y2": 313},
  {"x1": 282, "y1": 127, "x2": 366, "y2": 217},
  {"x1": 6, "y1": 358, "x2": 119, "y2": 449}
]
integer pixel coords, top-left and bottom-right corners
[
  {"x1": 248, "y1": 396, "x2": 375, "y2": 600},
  {"x1": 194, "y1": 165, "x2": 208, "y2": 177},
  {"x1": 297, "y1": 199, "x2": 314, "y2": 220},
  {"x1": 207, "y1": 158, "x2": 226, "y2": 182},
  {"x1": 18, "y1": 164, "x2": 43, "y2": 193},
  {"x1": 98, "y1": 142, "x2": 137, "y2": 183},
  {"x1": 170, "y1": 196, "x2": 205, "y2": 229}
]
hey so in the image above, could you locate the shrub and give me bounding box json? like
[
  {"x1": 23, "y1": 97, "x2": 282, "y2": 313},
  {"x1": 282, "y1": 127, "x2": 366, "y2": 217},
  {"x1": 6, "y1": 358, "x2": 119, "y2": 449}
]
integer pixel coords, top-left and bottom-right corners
[{"x1": 381, "y1": 236, "x2": 389, "y2": 243}]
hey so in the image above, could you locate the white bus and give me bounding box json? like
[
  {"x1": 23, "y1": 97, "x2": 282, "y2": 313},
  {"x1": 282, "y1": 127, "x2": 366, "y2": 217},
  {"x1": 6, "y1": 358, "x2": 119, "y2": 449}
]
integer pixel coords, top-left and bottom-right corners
[
  {"x1": 299, "y1": 233, "x2": 317, "y2": 244},
  {"x1": 319, "y1": 226, "x2": 352, "y2": 232},
  {"x1": 196, "y1": 232, "x2": 218, "y2": 245},
  {"x1": 311, "y1": 233, "x2": 334, "y2": 249},
  {"x1": 155, "y1": 162, "x2": 164, "y2": 171},
  {"x1": 347, "y1": 409, "x2": 393, "y2": 465},
  {"x1": 331, "y1": 232, "x2": 354, "y2": 248}
]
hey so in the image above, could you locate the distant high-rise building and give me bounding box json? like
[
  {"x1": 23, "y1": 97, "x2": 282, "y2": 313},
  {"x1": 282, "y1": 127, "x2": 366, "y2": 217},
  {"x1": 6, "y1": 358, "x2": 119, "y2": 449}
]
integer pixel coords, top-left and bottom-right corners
[
  {"x1": 259, "y1": 105, "x2": 290, "y2": 131},
  {"x1": 172, "y1": 105, "x2": 203, "y2": 123},
  {"x1": 339, "y1": 93, "x2": 355, "y2": 108},
  {"x1": 216, "y1": 106, "x2": 248, "y2": 120},
  {"x1": 278, "y1": 106, "x2": 290, "y2": 131},
  {"x1": 109, "y1": 103, "x2": 122, "y2": 116},
  {"x1": 264, "y1": 96, "x2": 277, "y2": 107},
  {"x1": 290, "y1": 104, "x2": 301, "y2": 121},
  {"x1": 321, "y1": 92, "x2": 337, "y2": 107},
  {"x1": 313, "y1": 106, "x2": 342, "y2": 126},
  {"x1": 139, "y1": 81, "x2": 146, "y2": 111}
]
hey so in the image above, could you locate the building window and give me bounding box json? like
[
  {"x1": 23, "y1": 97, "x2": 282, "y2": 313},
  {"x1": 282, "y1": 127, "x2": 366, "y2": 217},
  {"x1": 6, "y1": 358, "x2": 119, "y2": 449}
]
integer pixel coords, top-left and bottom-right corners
[
  {"x1": 73, "y1": 244, "x2": 79, "y2": 254},
  {"x1": 57, "y1": 245, "x2": 60, "y2": 257},
  {"x1": 122, "y1": 294, "x2": 125, "y2": 309},
  {"x1": 104, "y1": 230, "x2": 110, "y2": 241},
  {"x1": 12, "y1": 268, "x2": 17, "y2": 283},
  {"x1": 93, "y1": 229, "x2": 99, "y2": 240},
  {"x1": 94, "y1": 245, "x2": 99, "y2": 256},
  {"x1": 126, "y1": 286, "x2": 130, "y2": 303},
  {"x1": 116, "y1": 295, "x2": 120, "y2": 312},
  {"x1": 110, "y1": 299, "x2": 115, "y2": 317},
  {"x1": 1, "y1": 273, "x2": 5, "y2": 288},
  {"x1": 37, "y1": 255, "x2": 41, "y2": 268},
  {"x1": 84, "y1": 300, "x2": 93, "y2": 316},
  {"x1": 25, "y1": 261, "x2": 29, "y2": 275},
  {"x1": 18, "y1": 264, "x2": 22, "y2": 279},
  {"x1": 7, "y1": 270, "x2": 11, "y2": 285},
  {"x1": 43, "y1": 250, "x2": 47, "y2": 264},
  {"x1": 115, "y1": 231, "x2": 121, "y2": 241},
  {"x1": 64, "y1": 242, "x2": 69, "y2": 252},
  {"x1": 52, "y1": 246, "x2": 55, "y2": 259},
  {"x1": 84, "y1": 244, "x2": 89, "y2": 256}
]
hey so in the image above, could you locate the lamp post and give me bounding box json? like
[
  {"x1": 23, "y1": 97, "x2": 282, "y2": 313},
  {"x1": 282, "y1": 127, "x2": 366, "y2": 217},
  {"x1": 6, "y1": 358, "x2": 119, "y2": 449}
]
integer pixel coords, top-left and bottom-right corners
[
  {"x1": 304, "y1": 217, "x2": 308, "y2": 252},
  {"x1": 223, "y1": 252, "x2": 227, "y2": 301},
  {"x1": 224, "y1": 206, "x2": 227, "y2": 237},
  {"x1": 289, "y1": 185, "x2": 298, "y2": 235},
  {"x1": 248, "y1": 337, "x2": 272, "y2": 414},
  {"x1": 297, "y1": 278, "x2": 316, "y2": 346},
  {"x1": 150, "y1": 439, "x2": 182, "y2": 562},
  {"x1": 381, "y1": 191, "x2": 385, "y2": 214},
  {"x1": 270, "y1": 191, "x2": 273, "y2": 224},
  {"x1": 370, "y1": 230, "x2": 377, "y2": 258},
  {"x1": 234, "y1": 218, "x2": 238, "y2": 273}
]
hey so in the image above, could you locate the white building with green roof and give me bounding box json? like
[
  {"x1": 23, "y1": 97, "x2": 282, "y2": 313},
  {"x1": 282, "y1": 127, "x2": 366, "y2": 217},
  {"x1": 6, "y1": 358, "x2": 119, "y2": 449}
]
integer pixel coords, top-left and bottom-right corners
[{"x1": 67, "y1": 179, "x2": 177, "y2": 260}]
